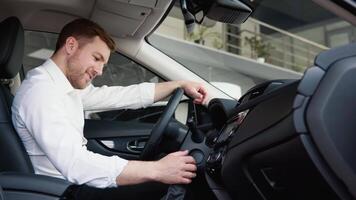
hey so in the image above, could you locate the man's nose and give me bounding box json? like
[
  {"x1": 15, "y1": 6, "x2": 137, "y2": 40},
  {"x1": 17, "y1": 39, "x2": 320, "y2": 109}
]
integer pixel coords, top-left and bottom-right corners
[{"x1": 94, "y1": 65, "x2": 103, "y2": 77}]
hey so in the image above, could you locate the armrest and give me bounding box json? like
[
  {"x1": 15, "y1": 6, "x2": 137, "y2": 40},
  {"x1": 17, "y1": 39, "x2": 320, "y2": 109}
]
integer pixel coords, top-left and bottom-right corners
[{"x1": 0, "y1": 172, "x2": 73, "y2": 197}]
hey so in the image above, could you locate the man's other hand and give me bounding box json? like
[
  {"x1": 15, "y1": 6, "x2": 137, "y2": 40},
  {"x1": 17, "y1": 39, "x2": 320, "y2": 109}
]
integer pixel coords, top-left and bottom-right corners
[
  {"x1": 116, "y1": 150, "x2": 197, "y2": 186},
  {"x1": 153, "y1": 150, "x2": 197, "y2": 184}
]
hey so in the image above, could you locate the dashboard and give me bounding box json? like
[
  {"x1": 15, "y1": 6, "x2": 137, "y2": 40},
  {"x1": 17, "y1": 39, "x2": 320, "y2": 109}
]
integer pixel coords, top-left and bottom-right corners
[{"x1": 205, "y1": 79, "x2": 342, "y2": 200}]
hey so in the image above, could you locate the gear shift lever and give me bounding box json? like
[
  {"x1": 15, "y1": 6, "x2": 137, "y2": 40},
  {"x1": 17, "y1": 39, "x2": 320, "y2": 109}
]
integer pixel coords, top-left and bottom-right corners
[{"x1": 187, "y1": 116, "x2": 205, "y2": 143}]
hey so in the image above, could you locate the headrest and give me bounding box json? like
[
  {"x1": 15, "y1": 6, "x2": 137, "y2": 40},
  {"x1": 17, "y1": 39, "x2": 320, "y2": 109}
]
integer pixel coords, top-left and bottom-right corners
[{"x1": 0, "y1": 17, "x2": 24, "y2": 79}]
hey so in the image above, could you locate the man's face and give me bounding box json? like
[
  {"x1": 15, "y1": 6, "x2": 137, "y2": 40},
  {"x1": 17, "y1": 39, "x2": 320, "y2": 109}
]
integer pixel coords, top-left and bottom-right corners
[{"x1": 66, "y1": 36, "x2": 110, "y2": 89}]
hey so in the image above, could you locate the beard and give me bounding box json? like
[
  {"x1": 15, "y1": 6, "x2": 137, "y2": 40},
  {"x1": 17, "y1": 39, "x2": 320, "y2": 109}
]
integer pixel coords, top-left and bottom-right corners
[{"x1": 66, "y1": 56, "x2": 91, "y2": 89}]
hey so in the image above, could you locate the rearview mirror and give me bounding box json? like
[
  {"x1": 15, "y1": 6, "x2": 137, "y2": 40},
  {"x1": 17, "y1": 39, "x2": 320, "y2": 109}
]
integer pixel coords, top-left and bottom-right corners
[
  {"x1": 205, "y1": 0, "x2": 252, "y2": 24},
  {"x1": 181, "y1": 0, "x2": 253, "y2": 26}
]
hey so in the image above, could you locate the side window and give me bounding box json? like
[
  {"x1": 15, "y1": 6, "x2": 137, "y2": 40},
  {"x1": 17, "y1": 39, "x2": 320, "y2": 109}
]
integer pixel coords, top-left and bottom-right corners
[
  {"x1": 23, "y1": 31, "x2": 162, "y2": 85},
  {"x1": 92, "y1": 54, "x2": 162, "y2": 87},
  {"x1": 24, "y1": 31, "x2": 57, "y2": 74}
]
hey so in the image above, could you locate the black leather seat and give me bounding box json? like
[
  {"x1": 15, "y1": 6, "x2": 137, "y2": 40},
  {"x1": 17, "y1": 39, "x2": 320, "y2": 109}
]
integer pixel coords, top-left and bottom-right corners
[
  {"x1": 0, "y1": 16, "x2": 34, "y2": 173},
  {"x1": 0, "y1": 17, "x2": 73, "y2": 200}
]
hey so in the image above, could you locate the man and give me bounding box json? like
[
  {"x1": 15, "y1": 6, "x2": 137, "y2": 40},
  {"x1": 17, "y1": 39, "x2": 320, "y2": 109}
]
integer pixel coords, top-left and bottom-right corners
[{"x1": 12, "y1": 18, "x2": 207, "y2": 199}]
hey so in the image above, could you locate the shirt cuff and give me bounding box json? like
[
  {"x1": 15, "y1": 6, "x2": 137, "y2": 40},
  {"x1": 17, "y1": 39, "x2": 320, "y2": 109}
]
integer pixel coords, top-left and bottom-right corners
[
  {"x1": 109, "y1": 156, "x2": 129, "y2": 187},
  {"x1": 138, "y1": 82, "x2": 155, "y2": 108}
]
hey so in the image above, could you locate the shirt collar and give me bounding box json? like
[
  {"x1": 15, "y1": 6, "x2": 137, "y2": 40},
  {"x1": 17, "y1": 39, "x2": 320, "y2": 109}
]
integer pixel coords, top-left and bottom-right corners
[{"x1": 42, "y1": 59, "x2": 74, "y2": 94}]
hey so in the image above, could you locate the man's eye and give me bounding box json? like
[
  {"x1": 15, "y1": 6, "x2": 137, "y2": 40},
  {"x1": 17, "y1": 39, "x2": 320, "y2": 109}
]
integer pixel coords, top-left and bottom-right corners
[{"x1": 94, "y1": 56, "x2": 99, "y2": 61}]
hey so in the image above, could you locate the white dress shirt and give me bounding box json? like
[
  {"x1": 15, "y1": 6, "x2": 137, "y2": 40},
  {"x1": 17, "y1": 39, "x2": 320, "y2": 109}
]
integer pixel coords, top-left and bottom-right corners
[{"x1": 11, "y1": 59, "x2": 155, "y2": 188}]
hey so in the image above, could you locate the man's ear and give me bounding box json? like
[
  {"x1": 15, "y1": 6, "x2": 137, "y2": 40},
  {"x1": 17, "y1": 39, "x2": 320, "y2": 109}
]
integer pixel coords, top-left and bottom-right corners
[{"x1": 64, "y1": 36, "x2": 78, "y2": 55}]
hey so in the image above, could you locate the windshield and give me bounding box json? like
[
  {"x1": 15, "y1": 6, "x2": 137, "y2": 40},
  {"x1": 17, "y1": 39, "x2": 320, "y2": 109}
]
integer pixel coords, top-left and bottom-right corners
[{"x1": 148, "y1": 0, "x2": 355, "y2": 99}]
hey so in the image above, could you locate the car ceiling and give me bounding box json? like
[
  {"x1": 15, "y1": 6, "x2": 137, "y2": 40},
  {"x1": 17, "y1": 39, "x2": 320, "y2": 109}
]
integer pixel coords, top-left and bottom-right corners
[
  {"x1": 1, "y1": 0, "x2": 356, "y2": 38},
  {"x1": 0, "y1": 0, "x2": 173, "y2": 40}
]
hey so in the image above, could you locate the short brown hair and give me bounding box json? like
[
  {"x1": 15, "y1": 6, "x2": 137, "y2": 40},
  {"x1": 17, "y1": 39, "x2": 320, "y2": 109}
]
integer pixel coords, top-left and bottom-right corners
[{"x1": 55, "y1": 18, "x2": 116, "y2": 52}]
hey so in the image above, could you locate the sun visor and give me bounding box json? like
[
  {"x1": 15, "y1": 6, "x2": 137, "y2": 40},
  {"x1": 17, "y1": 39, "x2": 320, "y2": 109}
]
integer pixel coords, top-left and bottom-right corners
[{"x1": 92, "y1": 0, "x2": 154, "y2": 37}]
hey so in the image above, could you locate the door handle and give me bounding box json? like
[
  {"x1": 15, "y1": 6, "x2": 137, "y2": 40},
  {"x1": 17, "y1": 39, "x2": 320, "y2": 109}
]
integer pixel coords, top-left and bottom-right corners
[{"x1": 127, "y1": 138, "x2": 147, "y2": 153}]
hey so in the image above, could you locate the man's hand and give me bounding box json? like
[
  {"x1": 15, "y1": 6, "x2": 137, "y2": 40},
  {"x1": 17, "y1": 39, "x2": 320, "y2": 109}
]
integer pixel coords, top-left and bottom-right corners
[
  {"x1": 154, "y1": 80, "x2": 208, "y2": 104},
  {"x1": 152, "y1": 150, "x2": 197, "y2": 184},
  {"x1": 116, "y1": 150, "x2": 197, "y2": 186},
  {"x1": 180, "y1": 81, "x2": 207, "y2": 104}
]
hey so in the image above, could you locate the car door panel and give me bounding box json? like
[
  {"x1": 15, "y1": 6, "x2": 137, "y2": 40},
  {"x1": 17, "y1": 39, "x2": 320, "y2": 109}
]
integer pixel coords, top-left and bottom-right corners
[
  {"x1": 94, "y1": 105, "x2": 165, "y2": 123},
  {"x1": 84, "y1": 119, "x2": 154, "y2": 160}
]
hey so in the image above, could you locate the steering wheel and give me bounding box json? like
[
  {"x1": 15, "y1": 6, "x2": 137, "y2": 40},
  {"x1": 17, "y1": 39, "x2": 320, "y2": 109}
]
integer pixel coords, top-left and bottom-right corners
[{"x1": 140, "y1": 88, "x2": 184, "y2": 160}]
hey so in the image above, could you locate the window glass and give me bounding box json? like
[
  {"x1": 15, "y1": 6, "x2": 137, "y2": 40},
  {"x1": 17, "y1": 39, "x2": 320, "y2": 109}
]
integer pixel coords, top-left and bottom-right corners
[
  {"x1": 92, "y1": 54, "x2": 161, "y2": 87},
  {"x1": 148, "y1": 0, "x2": 354, "y2": 99},
  {"x1": 23, "y1": 31, "x2": 162, "y2": 86}
]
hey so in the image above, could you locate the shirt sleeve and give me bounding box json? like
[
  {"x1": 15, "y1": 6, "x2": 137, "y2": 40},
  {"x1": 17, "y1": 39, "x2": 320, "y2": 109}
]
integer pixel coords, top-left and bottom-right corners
[
  {"x1": 78, "y1": 82, "x2": 155, "y2": 111},
  {"x1": 20, "y1": 85, "x2": 127, "y2": 188}
]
